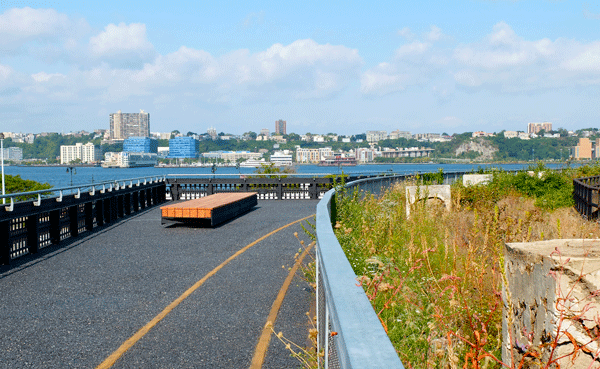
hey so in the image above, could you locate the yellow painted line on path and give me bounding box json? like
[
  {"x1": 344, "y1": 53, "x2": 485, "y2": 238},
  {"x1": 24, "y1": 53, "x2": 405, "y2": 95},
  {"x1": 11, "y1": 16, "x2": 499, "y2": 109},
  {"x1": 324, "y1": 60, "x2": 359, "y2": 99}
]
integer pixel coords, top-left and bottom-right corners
[
  {"x1": 96, "y1": 215, "x2": 315, "y2": 369},
  {"x1": 249, "y1": 240, "x2": 315, "y2": 369}
]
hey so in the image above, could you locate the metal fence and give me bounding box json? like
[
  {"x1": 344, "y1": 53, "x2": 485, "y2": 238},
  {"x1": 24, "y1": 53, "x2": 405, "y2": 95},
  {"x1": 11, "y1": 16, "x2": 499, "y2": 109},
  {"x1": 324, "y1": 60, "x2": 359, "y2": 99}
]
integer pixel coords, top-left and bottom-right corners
[
  {"x1": 0, "y1": 176, "x2": 167, "y2": 265},
  {"x1": 314, "y1": 172, "x2": 468, "y2": 368},
  {"x1": 165, "y1": 174, "x2": 378, "y2": 201},
  {"x1": 573, "y1": 175, "x2": 600, "y2": 219}
]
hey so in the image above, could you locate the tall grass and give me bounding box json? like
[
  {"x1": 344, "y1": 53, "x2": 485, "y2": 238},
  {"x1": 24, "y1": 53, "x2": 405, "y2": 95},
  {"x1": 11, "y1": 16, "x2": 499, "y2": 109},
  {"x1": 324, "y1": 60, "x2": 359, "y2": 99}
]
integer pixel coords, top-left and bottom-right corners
[{"x1": 333, "y1": 165, "x2": 600, "y2": 367}]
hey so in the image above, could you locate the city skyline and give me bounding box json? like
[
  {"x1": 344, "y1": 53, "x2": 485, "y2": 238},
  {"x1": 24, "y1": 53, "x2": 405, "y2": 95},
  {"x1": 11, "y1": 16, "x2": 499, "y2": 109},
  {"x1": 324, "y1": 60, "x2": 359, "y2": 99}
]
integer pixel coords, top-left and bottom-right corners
[{"x1": 0, "y1": 1, "x2": 599, "y2": 135}]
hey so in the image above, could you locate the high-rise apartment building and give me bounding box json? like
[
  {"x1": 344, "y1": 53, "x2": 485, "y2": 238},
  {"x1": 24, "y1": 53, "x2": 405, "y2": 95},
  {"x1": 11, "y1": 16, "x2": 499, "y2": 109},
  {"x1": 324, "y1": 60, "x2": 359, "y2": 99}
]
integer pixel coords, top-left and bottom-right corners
[
  {"x1": 275, "y1": 120, "x2": 286, "y2": 135},
  {"x1": 109, "y1": 110, "x2": 150, "y2": 141},
  {"x1": 60, "y1": 143, "x2": 102, "y2": 164},
  {"x1": 527, "y1": 122, "x2": 552, "y2": 134}
]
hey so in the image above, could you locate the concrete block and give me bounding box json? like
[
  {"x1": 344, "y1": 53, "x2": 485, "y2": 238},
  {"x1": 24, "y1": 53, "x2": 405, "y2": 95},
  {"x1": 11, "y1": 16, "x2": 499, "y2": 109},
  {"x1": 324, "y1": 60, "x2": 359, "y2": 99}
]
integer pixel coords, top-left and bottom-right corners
[
  {"x1": 405, "y1": 185, "x2": 451, "y2": 217},
  {"x1": 462, "y1": 174, "x2": 492, "y2": 187},
  {"x1": 503, "y1": 239, "x2": 600, "y2": 367}
]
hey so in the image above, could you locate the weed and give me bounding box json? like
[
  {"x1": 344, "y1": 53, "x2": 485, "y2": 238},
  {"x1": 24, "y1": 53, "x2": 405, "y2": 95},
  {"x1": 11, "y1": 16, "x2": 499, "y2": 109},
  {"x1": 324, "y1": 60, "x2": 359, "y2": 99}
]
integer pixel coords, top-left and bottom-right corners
[{"x1": 333, "y1": 166, "x2": 600, "y2": 367}]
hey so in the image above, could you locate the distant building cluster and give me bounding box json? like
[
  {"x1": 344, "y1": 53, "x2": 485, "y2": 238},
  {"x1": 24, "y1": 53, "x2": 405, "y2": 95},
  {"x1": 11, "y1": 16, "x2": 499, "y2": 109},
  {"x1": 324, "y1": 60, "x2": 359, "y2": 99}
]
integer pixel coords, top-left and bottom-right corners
[{"x1": 10, "y1": 114, "x2": 600, "y2": 165}]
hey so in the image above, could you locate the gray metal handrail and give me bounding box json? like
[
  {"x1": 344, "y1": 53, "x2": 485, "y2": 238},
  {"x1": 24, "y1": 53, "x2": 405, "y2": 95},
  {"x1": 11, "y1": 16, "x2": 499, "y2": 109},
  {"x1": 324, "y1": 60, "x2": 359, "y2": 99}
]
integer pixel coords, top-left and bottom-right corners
[
  {"x1": 315, "y1": 171, "x2": 469, "y2": 368},
  {"x1": 0, "y1": 175, "x2": 166, "y2": 204}
]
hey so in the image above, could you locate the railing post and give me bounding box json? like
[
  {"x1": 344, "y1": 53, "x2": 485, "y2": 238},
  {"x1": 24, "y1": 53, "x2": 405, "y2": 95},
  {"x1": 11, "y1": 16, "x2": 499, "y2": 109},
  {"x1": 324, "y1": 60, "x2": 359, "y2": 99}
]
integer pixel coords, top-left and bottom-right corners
[
  {"x1": 69, "y1": 205, "x2": 79, "y2": 238},
  {"x1": 50, "y1": 209, "x2": 61, "y2": 244},
  {"x1": 310, "y1": 178, "x2": 318, "y2": 200},
  {"x1": 96, "y1": 200, "x2": 104, "y2": 226},
  {"x1": 124, "y1": 193, "x2": 131, "y2": 215},
  {"x1": 85, "y1": 202, "x2": 94, "y2": 231},
  {"x1": 152, "y1": 187, "x2": 158, "y2": 205},
  {"x1": 139, "y1": 189, "x2": 145, "y2": 209},
  {"x1": 171, "y1": 183, "x2": 180, "y2": 201},
  {"x1": 117, "y1": 195, "x2": 124, "y2": 218},
  {"x1": 207, "y1": 182, "x2": 214, "y2": 196},
  {"x1": 133, "y1": 191, "x2": 139, "y2": 212},
  {"x1": 0, "y1": 220, "x2": 10, "y2": 265},
  {"x1": 103, "y1": 198, "x2": 112, "y2": 223},
  {"x1": 277, "y1": 179, "x2": 283, "y2": 200},
  {"x1": 26, "y1": 214, "x2": 39, "y2": 254}
]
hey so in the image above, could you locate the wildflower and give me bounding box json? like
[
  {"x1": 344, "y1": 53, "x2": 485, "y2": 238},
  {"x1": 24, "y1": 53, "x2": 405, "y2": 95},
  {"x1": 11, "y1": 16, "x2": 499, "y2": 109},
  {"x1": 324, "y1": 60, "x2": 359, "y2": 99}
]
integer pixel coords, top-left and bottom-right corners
[
  {"x1": 357, "y1": 275, "x2": 371, "y2": 285},
  {"x1": 379, "y1": 282, "x2": 392, "y2": 292}
]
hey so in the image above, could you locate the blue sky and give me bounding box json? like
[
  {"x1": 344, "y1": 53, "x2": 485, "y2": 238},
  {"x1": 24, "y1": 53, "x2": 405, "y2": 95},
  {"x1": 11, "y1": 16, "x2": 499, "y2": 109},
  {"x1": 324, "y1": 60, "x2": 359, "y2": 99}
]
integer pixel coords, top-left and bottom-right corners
[{"x1": 1, "y1": 1, "x2": 599, "y2": 136}]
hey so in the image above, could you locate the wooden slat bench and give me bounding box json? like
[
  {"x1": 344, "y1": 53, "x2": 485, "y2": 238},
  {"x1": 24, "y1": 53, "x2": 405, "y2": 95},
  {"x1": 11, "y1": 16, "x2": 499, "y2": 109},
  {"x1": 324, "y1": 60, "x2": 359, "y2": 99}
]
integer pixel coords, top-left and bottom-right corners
[{"x1": 160, "y1": 192, "x2": 258, "y2": 226}]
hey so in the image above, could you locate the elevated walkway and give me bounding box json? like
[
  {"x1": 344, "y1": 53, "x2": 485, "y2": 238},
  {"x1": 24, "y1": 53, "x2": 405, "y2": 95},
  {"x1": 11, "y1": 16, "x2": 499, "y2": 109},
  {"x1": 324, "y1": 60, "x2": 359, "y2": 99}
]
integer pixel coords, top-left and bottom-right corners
[{"x1": 0, "y1": 201, "x2": 317, "y2": 368}]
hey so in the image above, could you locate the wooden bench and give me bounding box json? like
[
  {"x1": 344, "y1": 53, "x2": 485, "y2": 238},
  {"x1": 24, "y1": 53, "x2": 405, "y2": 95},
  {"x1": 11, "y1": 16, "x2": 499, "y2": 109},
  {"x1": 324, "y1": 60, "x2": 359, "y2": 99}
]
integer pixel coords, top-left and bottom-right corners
[{"x1": 160, "y1": 192, "x2": 258, "y2": 226}]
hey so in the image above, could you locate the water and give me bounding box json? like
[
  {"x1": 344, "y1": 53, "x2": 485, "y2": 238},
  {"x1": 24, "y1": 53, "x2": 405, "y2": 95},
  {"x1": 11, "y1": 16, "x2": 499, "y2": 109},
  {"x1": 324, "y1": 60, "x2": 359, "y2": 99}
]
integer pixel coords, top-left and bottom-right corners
[{"x1": 2, "y1": 163, "x2": 564, "y2": 189}]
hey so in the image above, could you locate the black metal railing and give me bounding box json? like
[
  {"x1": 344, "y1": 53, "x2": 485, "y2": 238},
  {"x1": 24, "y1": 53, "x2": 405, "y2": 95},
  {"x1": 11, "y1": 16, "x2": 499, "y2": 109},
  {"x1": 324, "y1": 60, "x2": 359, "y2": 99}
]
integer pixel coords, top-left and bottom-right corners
[
  {"x1": 573, "y1": 175, "x2": 600, "y2": 219},
  {"x1": 0, "y1": 177, "x2": 167, "y2": 265},
  {"x1": 165, "y1": 174, "x2": 377, "y2": 201}
]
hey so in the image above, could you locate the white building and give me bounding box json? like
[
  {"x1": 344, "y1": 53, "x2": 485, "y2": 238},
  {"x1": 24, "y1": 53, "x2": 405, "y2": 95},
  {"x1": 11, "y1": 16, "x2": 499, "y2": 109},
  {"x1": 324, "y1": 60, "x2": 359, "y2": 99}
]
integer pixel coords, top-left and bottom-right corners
[
  {"x1": 207, "y1": 127, "x2": 217, "y2": 140},
  {"x1": 102, "y1": 152, "x2": 158, "y2": 168},
  {"x1": 355, "y1": 147, "x2": 376, "y2": 163},
  {"x1": 366, "y1": 131, "x2": 388, "y2": 143},
  {"x1": 518, "y1": 132, "x2": 531, "y2": 140},
  {"x1": 220, "y1": 151, "x2": 263, "y2": 163},
  {"x1": 157, "y1": 147, "x2": 170, "y2": 157},
  {"x1": 389, "y1": 130, "x2": 412, "y2": 140},
  {"x1": 271, "y1": 151, "x2": 293, "y2": 166},
  {"x1": 504, "y1": 131, "x2": 518, "y2": 139},
  {"x1": 1, "y1": 147, "x2": 23, "y2": 161},
  {"x1": 60, "y1": 143, "x2": 102, "y2": 164},
  {"x1": 313, "y1": 135, "x2": 326, "y2": 143},
  {"x1": 296, "y1": 147, "x2": 333, "y2": 163}
]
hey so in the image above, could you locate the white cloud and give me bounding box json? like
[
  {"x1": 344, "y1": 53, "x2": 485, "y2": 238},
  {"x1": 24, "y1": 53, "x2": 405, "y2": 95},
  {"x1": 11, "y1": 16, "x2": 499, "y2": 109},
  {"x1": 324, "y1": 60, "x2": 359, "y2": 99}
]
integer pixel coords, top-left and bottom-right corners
[
  {"x1": 425, "y1": 26, "x2": 443, "y2": 42},
  {"x1": 562, "y1": 42, "x2": 600, "y2": 72},
  {"x1": 242, "y1": 11, "x2": 264, "y2": 28},
  {"x1": 360, "y1": 63, "x2": 404, "y2": 95},
  {"x1": 451, "y1": 22, "x2": 600, "y2": 91},
  {"x1": 31, "y1": 72, "x2": 66, "y2": 82},
  {"x1": 0, "y1": 7, "x2": 89, "y2": 60},
  {"x1": 0, "y1": 7, "x2": 69, "y2": 40},
  {"x1": 14, "y1": 39, "x2": 362, "y2": 106},
  {"x1": 362, "y1": 29, "x2": 446, "y2": 96},
  {"x1": 397, "y1": 27, "x2": 414, "y2": 40},
  {"x1": 89, "y1": 23, "x2": 155, "y2": 66}
]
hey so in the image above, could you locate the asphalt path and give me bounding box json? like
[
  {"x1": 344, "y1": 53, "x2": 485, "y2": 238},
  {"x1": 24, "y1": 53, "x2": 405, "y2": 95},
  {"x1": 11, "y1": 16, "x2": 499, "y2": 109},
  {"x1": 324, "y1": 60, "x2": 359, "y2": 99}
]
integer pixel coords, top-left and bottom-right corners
[{"x1": 0, "y1": 200, "x2": 318, "y2": 368}]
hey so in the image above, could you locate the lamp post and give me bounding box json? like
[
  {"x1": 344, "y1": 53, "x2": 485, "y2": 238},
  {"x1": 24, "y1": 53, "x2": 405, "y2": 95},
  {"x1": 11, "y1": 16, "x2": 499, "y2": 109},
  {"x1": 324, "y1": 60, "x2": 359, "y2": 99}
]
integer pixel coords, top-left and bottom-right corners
[
  {"x1": 66, "y1": 166, "x2": 76, "y2": 186},
  {"x1": 0, "y1": 133, "x2": 5, "y2": 204}
]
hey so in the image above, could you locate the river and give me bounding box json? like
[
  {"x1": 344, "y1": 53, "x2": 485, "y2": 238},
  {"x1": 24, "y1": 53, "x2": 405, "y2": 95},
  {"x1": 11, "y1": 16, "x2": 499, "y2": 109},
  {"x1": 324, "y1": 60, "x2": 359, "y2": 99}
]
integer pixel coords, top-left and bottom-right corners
[{"x1": 2, "y1": 163, "x2": 564, "y2": 189}]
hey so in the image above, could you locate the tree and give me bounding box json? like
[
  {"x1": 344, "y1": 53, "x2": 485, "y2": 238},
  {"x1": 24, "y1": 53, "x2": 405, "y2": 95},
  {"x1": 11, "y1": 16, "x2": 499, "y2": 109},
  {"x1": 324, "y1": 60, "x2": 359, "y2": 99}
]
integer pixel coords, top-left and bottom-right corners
[
  {"x1": 286, "y1": 133, "x2": 300, "y2": 141},
  {"x1": 3, "y1": 174, "x2": 52, "y2": 200},
  {"x1": 243, "y1": 131, "x2": 257, "y2": 140}
]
